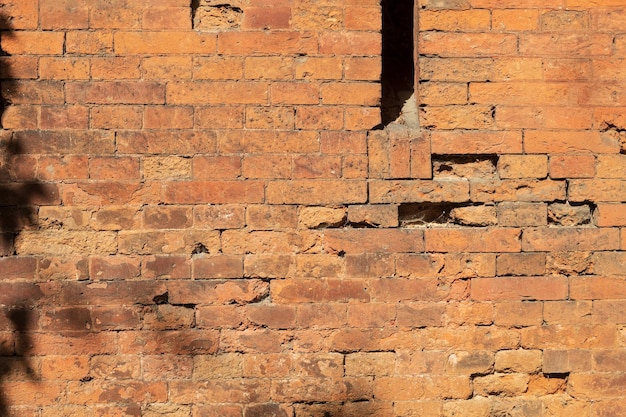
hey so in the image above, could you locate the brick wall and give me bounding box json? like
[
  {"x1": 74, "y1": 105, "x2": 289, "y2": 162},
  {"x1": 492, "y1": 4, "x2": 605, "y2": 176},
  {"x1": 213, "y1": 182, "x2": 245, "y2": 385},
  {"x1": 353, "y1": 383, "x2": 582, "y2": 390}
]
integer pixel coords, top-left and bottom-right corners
[{"x1": 0, "y1": 0, "x2": 625, "y2": 415}]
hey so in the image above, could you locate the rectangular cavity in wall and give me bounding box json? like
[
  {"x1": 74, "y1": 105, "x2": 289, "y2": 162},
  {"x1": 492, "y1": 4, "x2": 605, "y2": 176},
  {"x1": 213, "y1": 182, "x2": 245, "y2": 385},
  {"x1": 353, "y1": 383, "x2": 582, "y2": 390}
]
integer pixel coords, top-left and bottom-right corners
[{"x1": 381, "y1": 0, "x2": 417, "y2": 127}]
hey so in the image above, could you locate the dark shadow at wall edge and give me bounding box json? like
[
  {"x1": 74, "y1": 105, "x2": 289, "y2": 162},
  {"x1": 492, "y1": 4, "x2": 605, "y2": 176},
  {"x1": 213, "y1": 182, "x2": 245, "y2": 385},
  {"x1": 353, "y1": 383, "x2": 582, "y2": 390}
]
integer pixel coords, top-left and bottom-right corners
[
  {"x1": 381, "y1": 0, "x2": 416, "y2": 126},
  {"x1": 0, "y1": 12, "x2": 44, "y2": 417}
]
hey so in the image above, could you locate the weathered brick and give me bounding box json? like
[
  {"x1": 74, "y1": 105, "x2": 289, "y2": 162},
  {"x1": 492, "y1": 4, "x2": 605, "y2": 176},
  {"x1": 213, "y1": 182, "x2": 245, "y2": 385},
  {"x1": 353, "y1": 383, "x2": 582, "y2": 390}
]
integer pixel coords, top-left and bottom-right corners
[
  {"x1": 267, "y1": 180, "x2": 366, "y2": 205},
  {"x1": 370, "y1": 179, "x2": 469, "y2": 203},
  {"x1": 494, "y1": 301, "x2": 543, "y2": 327},
  {"x1": 472, "y1": 277, "x2": 568, "y2": 301}
]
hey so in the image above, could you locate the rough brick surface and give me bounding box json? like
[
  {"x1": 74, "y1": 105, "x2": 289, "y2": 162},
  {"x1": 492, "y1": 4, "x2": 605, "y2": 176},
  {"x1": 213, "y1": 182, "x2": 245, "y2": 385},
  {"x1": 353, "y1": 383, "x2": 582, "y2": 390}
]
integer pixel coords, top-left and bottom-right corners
[{"x1": 0, "y1": 0, "x2": 624, "y2": 415}]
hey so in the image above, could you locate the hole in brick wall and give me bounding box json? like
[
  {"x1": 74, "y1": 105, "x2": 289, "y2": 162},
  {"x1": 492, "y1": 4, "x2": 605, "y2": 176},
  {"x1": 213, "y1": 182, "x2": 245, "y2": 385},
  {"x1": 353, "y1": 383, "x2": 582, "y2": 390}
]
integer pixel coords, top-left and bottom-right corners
[
  {"x1": 191, "y1": 242, "x2": 209, "y2": 255},
  {"x1": 400, "y1": 202, "x2": 499, "y2": 227},
  {"x1": 547, "y1": 202, "x2": 594, "y2": 226},
  {"x1": 152, "y1": 292, "x2": 169, "y2": 305},
  {"x1": 399, "y1": 203, "x2": 457, "y2": 225},
  {"x1": 600, "y1": 122, "x2": 626, "y2": 154},
  {"x1": 191, "y1": 0, "x2": 243, "y2": 30},
  {"x1": 433, "y1": 155, "x2": 499, "y2": 179},
  {"x1": 381, "y1": 0, "x2": 416, "y2": 127},
  {"x1": 542, "y1": 372, "x2": 569, "y2": 379}
]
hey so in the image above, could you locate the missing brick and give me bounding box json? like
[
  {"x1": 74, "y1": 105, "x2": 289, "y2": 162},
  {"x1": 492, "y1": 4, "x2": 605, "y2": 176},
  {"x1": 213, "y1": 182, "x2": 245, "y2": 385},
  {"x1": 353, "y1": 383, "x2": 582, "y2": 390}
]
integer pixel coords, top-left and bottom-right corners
[
  {"x1": 433, "y1": 155, "x2": 499, "y2": 179},
  {"x1": 399, "y1": 203, "x2": 457, "y2": 225},
  {"x1": 381, "y1": 0, "x2": 416, "y2": 127},
  {"x1": 600, "y1": 122, "x2": 626, "y2": 154},
  {"x1": 192, "y1": 1, "x2": 243, "y2": 31},
  {"x1": 399, "y1": 202, "x2": 498, "y2": 227},
  {"x1": 192, "y1": 242, "x2": 209, "y2": 255},
  {"x1": 547, "y1": 202, "x2": 593, "y2": 226}
]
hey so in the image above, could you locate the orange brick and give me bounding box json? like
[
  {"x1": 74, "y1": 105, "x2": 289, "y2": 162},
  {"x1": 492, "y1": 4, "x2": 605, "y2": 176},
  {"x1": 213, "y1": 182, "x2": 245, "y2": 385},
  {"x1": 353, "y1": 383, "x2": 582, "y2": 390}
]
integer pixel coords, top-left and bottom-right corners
[
  {"x1": 242, "y1": 155, "x2": 292, "y2": 179},
  {"x1": 591, "y1": 7, "x2": 626, "y2": 32},
  {"x1": 246, "y1": 305, "x2": 296, "y2": 329},
  {"x1": 66, "y1": 81, "x2": 165, "y2": 105},
  {"x1": 40, "y1": 105, "x2": 89, "y2": 129},
  {"x1": 91, "y1": 106, "x2": 143, "y2": 129},
  {"x1": 218, "y1": 32, "x2": 318, "y2": 55},
  {"x1": 293, "y1": 155, "x2": 342, "y2": 179},
  {"x1": 114, "y1": 32, "x2": 216, "y2": 54},
  {"x1": 595, "y1": 204, "x2": 626, "y2": 226},
  {"x1": 543, "y1": 59, "x2": 592, "y2": 81},
  {"x1": 495, "y1": 302, "x2": 543, "y2": 326},
  {"x1": 321, "y1": 82, "x2": 380, "y2": 106},
  {"x1": 540, "y1": 10, "x2": 588, "y2": 31},
  {"x1": 245, "y1": 106, "x2": 294, "y2": 130},
  {"x1": 492, "y1": 58, "x2": 543, "y2": 81},
  {"x1": 345, "y1": 107, "x2": 381, "y2": 131},
  {"x1": 271, "y1": 279, "x2": 369, "y2": 303},
  {"x1": 1, "y1": 32, "x2": 65, "y2": 55},
  {"x1": 193, "y1": 156, "x2": 242, "y2": 179},
  {"x1": 266, "y1": 180, "x2": 367, "y2": 205},
  {"x1": 420, "y1": 9, "x2": 491, "y2": 31},
  {"x1": 193, "y1": 255, "x2": 243, "y2": 279},
  {"x1": 492, "y1": 9, "x2": 539, "y2": 31},
  {"x1": 472, "y1": 277, "x2": 568, "y2": 301},
  {"x1": 143, "y1": 56, "x2": 193, "y2": 80},
  {"x1": 420, "y1": 105, "x2": 495, "y2": 129},
  {"x1": 193, "y1": 57, "x2": 244, "y2": 80},
  {"x1": 39, "y1": 58, "x2": 90, "y2": 80},
  {"x1": 319, "y1": 32, "x2": 381, "y2": 55},
  {"x1": 549, "y1": 154, "x2": 596, "y2": 179},
  {"x1": 1, "y1": 105, "x2": 39, "y2": 130},
  {"x1": 0, "y1": 56, "x2": 38, "y2": 79},
  {"x1": 218, "y1": 130, "x2": 318, "y2": 154},
  {"x1": 425, "y1": 228, "x2": 521, "y2": 253},
  {"x1": 66, "y1": 31, "x2": 113, "y2": 55},
  {"x1": 194, "y1": 205, "x2": 246, "y2": 230},
  {"x1": 344, "y1": 7, "x2": 380, "y2": 30},
  {"x1": 242, "y1": 7, "x2": 292, "y2": 30},
  {"x1": 498, "y1": 155, "x2": 548, "y2": 179},
  {"x1": 244, "y1": 57, "x2": 294, "y2": 80},
  {"x1": 0, "y1": 0, "x2": 38, "y2": 29},
  {"x1": 295, "y1": 106, "x2": 344, "y2": 130},
  {"x1": 470, "y1": 82, "x2": 578, "y2": 106},
  {"x1": 91, "y1": 57, "x2": 141, "y2": 79},
  {"x1": 40, "y1": 0, "x2": 89, "y2": 29},
  {"x1": 163, "y1": 180, "x2": 264, "y2": 204},
  {"x1": 90, "y1": 3, "x2": 141, "y2": 29},
  {"x1": 571, "y1": 276, "x2": 626, "y2": 300},
  {"x1": 496, "y1": 106, "x2": 593, "y2": 130},
  {"x1": 519, "y1": 33, "x2": 613, "y2": 56},
  {"x1": 420, "y1": 32, "x2": 518, "y2": 57},
  {"x1": 144, "y1": 106, "x2": 194, "y2": 129},
  {"x1": 419, "y1": 82, "x2": 467, "y2": 105},
  {"x1": 196, "y1": 106, "x2": 244, "y2": 129},
  {"x1": 142, "y1": 7, "x2": 190, "y2": 30},
  {"x1": 295, "y1": 57, "x2": 343, "y2": 80},
  {"x1": 167, "y1": 81, "x2": 267, "y2": 105},
  {"x1": 89, "y1": 157, "x2": 140, "y2": 180},
  {"x1": 525, "y1": 130, "x2": 619, "y2": 154},
  {"x1": 345, "y1": 57, "x2": 381, "y2": 81},
  {"x1": 522, "y1": 228, "x2": 619, "y2": 252},
  {"x1": 2, "y1": 80, "x2": 64, "y2": 105},
  {"x1": 247, "y1": 205, "x2": 297, "y2": 230},
  {"x1": 569, "y1": 179, "x2": 626, "y2": 201},
  {"x1": 38, "y1": 156, "x2": 89, "y2": 180},
  {"x1": 270, "y1": 82, "x2": 319, "y2": 105},
  {"x1": 431, "y1": 131, "x2": 522, "y2": 154},
  {"x1": 420, "y1": 57, "x2": 492, "y2": 82}
]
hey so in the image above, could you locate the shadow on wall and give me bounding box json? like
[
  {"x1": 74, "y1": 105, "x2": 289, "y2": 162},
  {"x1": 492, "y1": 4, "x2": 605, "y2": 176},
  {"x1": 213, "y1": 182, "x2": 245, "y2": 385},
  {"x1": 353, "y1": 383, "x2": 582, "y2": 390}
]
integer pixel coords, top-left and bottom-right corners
[{"x1": 0, "y1": 12, "x2": 46, "y2": 416}]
